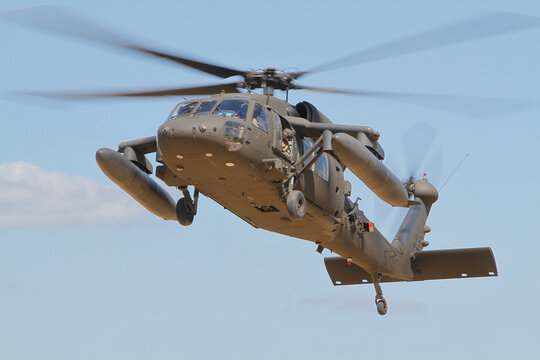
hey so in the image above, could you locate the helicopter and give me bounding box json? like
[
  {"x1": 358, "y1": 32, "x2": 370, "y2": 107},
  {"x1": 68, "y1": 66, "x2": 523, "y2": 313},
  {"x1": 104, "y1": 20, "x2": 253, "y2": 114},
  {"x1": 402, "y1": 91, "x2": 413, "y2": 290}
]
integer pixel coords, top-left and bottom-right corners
[{"x1": 4, "y1": 6, "x2": 539, "y2": 315}]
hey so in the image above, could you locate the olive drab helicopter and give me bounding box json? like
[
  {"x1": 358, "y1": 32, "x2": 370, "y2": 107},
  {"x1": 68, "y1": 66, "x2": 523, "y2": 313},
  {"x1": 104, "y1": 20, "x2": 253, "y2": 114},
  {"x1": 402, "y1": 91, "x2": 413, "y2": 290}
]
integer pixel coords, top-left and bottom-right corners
[{"x1": 4, "y1": 6, "x2": 540, "y2": 315}]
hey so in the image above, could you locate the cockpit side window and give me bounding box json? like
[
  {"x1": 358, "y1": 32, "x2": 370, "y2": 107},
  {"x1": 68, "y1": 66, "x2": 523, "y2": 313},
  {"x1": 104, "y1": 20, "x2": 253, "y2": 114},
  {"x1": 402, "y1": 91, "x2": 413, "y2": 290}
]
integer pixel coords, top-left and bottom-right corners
[
  {"x1": 169, "y1": 101, "x2": 198, "y2": 119},
  {"x1": 193, "y1": 100, "x2": 218, "y2": 116},
  {"x1": 302, "y1": 138, "x2": 315, "y2": 171},
  {"x1": 317, "y1": 153, "x2": 329, "y2": 181},
  {"x1": 213, "y1": 99, "x2": 249, "y2": 120},
  {"x1": 272, "y1": 111, "x2": 282, "y2": 147},
  {"x1": 252, "y1": 103, "x2": 269, "y2": 132}
]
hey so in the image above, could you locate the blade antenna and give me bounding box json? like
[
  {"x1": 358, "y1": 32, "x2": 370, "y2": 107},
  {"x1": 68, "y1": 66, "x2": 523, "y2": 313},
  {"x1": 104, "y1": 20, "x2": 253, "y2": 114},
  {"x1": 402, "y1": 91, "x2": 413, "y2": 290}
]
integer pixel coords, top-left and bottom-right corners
[{"x1": 439, "y1": 153, "x2": 469, "y2": 192}]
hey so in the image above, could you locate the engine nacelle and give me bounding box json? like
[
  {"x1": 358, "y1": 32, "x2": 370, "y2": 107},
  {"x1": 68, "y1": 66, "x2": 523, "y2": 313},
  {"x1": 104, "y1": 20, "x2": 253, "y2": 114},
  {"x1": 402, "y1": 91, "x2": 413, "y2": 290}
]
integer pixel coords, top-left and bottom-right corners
[{"x1": 294, "y1": 101, "x2": 333, "y2": 124}]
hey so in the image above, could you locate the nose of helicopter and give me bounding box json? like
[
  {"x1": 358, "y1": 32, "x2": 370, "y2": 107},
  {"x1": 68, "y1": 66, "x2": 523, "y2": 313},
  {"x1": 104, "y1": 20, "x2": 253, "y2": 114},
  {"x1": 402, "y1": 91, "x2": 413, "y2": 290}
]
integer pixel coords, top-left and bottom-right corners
[
  {"x1": 157, "y1": 115, "x2": 247, "y2": 172},
  {"x1": 158, "y1": 116, "x2": 224, "y2": 155}
]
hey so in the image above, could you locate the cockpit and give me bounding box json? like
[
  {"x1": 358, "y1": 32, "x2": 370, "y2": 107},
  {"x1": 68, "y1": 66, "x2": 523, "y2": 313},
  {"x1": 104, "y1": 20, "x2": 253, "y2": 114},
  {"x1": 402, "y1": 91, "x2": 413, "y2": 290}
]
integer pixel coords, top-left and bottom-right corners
[
  {"x1": 167, "y1": 97, "x2": 270, "y2": 132},
  {"x1": 169, "y1": 98, "x2": 249, "y2": 121}
]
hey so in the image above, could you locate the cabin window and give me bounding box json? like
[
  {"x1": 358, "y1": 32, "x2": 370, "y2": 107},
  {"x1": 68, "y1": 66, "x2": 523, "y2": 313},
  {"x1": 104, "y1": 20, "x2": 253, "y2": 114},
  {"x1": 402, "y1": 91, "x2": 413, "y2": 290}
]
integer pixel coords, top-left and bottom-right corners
[
  {"x1": 169, "y1": 101, "x2": 197, "y2": 119},
  {"x1": 302, "y1": 138, "x2": 315, "y2": 171},
  {"x1": 213, "y1": 99, "x2": 249, "y2": 120},
  {"x1": 318, "y1": 153, "x2": 329, "y2": 181},
  {"x1": 251, "y1": 103, "x2": 269, "y2": 131},
  {"x1": 193, "y1": 100, "x2": 217, "y2": 116}
]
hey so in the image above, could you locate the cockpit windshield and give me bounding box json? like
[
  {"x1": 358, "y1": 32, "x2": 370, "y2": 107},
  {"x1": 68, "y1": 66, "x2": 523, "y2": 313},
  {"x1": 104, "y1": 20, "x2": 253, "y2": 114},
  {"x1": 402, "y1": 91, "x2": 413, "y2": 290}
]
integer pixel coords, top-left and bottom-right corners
[
  {"x1": 169, "y1": 98, "x2": 251, "y2": 121},
  {"x1": 169, "y1": 101, "x2": 197, "y2": 119},
  {"x1": 213, "y1": 99, "x2": 249, "y2": 120},
  {"x1": 193, "y1": 100, "x2": 218, "y2": 116}
]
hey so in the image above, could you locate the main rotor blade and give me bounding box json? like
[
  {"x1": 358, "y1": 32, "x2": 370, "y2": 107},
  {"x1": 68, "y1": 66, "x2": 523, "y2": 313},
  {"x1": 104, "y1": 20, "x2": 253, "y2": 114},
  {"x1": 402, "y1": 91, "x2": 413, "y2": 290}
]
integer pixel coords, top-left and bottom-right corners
[
  {"x1": 23, "y1": 83, "x2": 241, "y2": 99},
  {"x1": 308, "y1": 12, "x2": 540, "y2": 74},
  {"x1": 293, "y1": 84, "x2": 536, "y2": 118},
  {"x1": 1, "y1": 5, "x2": 245, "y2": 79}
]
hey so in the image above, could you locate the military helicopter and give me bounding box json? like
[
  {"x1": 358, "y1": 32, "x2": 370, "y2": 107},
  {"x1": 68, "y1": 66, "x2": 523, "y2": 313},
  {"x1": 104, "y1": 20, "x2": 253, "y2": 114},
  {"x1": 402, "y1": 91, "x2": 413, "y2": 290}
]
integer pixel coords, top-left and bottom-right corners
[{"x1": 4, "y1": 6, "x2": 540, "y2": 315}]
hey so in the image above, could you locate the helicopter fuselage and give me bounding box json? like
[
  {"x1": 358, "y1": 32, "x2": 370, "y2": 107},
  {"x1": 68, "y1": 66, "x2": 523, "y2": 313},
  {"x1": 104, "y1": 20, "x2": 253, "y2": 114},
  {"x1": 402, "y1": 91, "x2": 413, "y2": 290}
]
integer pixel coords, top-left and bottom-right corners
[
  {"x1": 154, "y1": 93, "x2": 414, "y2": 277},
  {"x1": 95, "y1": 92, "x2": 498, "y2": 316}
]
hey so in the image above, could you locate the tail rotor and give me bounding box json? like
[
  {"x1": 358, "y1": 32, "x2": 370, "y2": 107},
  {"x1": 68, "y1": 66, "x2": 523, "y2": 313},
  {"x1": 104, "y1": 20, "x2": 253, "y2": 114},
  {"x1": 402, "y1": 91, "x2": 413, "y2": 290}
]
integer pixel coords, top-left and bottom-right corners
[
  {"x1": 374, "y1": 123, "x2": 441, "y2": 234},
  {"x1": 402, "y1": 122, "x2": 441, "y2": 192}
]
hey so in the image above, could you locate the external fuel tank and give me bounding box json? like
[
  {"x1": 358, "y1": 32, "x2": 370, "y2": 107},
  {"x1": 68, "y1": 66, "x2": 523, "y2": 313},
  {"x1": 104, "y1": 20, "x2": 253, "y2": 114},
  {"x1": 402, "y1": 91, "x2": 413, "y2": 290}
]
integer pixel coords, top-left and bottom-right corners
[
  {"x1": 96, "y1": 148, "x2": 177, "y2": 220},
  {"x1": 332, "y1": 133, "x2": 409, "y2": 207}
]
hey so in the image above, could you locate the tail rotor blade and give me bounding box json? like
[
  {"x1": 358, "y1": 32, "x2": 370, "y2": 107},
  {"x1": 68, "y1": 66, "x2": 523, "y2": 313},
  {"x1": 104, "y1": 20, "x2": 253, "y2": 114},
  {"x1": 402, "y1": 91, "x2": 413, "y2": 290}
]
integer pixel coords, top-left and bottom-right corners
[
  {"x1": 403, "y1": 123, "x2": 438, "y2": 179},
  {"x1": 424, "y1": 149, "x2": 443, "y2": 186}
]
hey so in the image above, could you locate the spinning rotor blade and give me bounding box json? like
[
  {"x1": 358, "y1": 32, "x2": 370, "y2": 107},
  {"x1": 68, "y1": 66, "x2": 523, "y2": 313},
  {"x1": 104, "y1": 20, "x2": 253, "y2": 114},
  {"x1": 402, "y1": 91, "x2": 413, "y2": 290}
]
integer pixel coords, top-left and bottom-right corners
[
  {"x1": 373, "y1": 124, "x2": 441, "y2": 234},
  {"x1": 403, "y1": 123, "x2": 438, "y2": 181},
  {"x1": 425, "y1": 149, "x2": 442, "y2": 186},
  {"x1": 293, "y1": 84, "x2": 535, "y2": 118},
  {"x1": 23, "y1": 83, "x2": 242, "y2": 99},
  {"x1": 308, "y1": 12, "x2": 540, "y2": 74},
  {"x1": 1, "y1": 5, "x2": 245, "y2": 79}
]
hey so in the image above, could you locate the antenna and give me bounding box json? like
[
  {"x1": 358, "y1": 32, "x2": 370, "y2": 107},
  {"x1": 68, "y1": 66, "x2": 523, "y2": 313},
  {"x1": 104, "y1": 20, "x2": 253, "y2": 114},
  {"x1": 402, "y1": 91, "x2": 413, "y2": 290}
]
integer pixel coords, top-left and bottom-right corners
[{"x1": 439, "y1": 153, "x2": 469, "y2": 192}]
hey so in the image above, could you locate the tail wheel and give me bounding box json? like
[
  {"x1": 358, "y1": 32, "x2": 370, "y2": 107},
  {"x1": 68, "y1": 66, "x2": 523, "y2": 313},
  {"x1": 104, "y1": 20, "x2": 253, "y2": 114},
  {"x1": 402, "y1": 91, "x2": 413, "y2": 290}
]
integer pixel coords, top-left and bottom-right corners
[
  {"x1": 176, "y1": 197, "x2": 194, "y2": 226},
  {"x1": 376, "y1": 299, "x2": 388, "y2": 316},
  {"x1": 286, "y1": 190, "x2": 306, "y2": 218}
]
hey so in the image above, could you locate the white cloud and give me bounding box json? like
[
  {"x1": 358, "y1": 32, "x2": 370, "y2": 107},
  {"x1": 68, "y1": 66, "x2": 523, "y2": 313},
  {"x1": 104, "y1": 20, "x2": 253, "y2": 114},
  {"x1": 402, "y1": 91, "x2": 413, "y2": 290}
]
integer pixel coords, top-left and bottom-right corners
[{"x1": 0, "y1": 161, "x2": 146, "y2": 228}]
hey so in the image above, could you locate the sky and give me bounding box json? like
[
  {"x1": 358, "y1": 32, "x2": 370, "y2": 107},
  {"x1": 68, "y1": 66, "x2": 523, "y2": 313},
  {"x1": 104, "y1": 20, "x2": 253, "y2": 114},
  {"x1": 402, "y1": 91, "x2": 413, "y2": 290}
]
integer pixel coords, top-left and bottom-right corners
[{"x1": 1, "y1": 0, "x2": 540, "y2": 359}]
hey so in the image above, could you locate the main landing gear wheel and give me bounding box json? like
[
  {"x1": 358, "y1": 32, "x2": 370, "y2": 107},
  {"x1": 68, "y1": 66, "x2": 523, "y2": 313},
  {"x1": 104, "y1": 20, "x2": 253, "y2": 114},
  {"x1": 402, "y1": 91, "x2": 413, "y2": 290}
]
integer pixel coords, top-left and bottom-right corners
[
  {"x1": 176, "y1": 186, "x2": 199, "y2": 226},
  {"x1": 176, "y1": 198, "x2": 194, "y2": 226},
  {"x1": 286, "y1": 190, "x2": 306, "y2": 218},
  {"x1": 376, "y1": 299, "x2": 388, "y2": 316}
]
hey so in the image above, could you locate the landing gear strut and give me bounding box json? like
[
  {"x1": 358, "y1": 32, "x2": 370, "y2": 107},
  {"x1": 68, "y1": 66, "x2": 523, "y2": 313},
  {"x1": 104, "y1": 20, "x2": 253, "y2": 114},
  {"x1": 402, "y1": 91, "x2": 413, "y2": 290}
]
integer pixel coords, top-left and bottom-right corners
[
  {"x1": 373, "y1": 274, "x2": 388, "y2": 316},
  {"x1": 176, "y1": 186, "x2": 198, "y2": 226}
]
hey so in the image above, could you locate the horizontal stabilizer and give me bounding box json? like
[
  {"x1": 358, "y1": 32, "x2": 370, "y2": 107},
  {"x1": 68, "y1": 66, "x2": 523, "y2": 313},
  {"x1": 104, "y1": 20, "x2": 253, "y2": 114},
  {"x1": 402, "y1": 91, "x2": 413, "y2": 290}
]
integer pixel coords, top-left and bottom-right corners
[
  {"x1": 325, "y1": 247, "x2": 498, "y2": 286},
  {"x1": 412, "y1": 247, "x2": 498, "y2": 280}
]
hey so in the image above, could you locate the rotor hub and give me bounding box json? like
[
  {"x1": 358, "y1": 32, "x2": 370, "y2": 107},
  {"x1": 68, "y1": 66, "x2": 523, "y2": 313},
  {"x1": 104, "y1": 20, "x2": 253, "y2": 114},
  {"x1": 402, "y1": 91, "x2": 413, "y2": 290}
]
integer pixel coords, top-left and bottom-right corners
[{"x1": 243, "y1": 68, "x2": 300, "y2": 92}]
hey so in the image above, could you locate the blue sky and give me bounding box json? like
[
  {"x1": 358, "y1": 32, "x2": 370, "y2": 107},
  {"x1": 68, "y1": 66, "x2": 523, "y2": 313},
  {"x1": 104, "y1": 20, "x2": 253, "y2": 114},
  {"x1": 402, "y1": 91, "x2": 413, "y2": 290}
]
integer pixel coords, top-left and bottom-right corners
[{"x1": 1, "y1": 1, "x2": 540, "y2": 359}]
